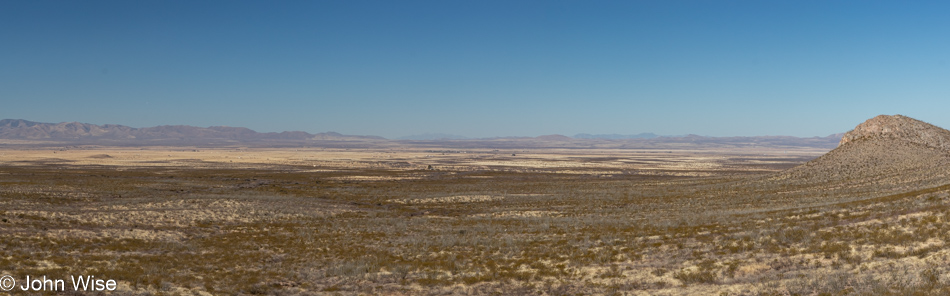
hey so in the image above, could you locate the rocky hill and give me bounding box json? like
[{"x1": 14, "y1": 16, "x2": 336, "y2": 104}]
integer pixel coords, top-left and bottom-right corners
[
  {"x1": 839, "y1": 114, "x2": 950, "y2": 150},
  {"x1": 751, "y1": 115, "x2": 950, "y2": 206}
]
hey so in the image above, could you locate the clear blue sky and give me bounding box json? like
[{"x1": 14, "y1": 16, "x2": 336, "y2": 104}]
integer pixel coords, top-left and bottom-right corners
[{"x1": 2, "y1": 1, "x2": 949, "y2": 138}]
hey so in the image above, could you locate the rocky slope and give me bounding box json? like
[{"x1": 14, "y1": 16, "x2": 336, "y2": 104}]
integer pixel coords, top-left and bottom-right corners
[
  {"x1": 757, "y1": 115, "x2": 950, "y2": 205},
  {"x1": 839, "y1": 114, "x2": 950, "y2": 150}
]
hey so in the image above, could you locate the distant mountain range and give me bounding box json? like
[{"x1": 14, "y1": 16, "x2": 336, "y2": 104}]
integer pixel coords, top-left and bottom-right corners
[
  {"x1": 391, "y1": 133, "x2": 843, "y2": 149},
  {"x1": 0, "y1": 119, "x2": 382, "y2": 144},
  {"x1": 396, "y1": 133, "x2": 469, "y2": 140},
  {"x1": 573, "y1": 133, "x2": 661, "y2": 139},
  {"x1": 0, "y1": 119, "x2": 844, "y2": 149}
]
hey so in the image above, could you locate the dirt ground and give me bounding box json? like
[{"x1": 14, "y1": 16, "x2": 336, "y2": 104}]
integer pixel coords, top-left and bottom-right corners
[{"x1": 2, "y1": 145, "x2": 949, "y2": 295}]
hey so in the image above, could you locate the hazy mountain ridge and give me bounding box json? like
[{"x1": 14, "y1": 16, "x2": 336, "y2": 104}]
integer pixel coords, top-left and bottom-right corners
[
  {"x1": 0, "y1": 119, "x2": 841, "y2": 148},
  {"x1": 397, "y1": 133, "x2": 469, "y2": 140},
  {"x1": 390, "y1": 133, "x2": 841, "y2": 150},
  {"x1": 0, "y1": 119, "x2": 382, "y2": 143},
  {"x1": 574, "y1": 133, "x2": 660, "y2": 139}
]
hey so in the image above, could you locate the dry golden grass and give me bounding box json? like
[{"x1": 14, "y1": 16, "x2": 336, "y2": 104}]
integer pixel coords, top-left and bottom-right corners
[{"x1": 1, "y1": 144, "x2": 948, "y2": 295}]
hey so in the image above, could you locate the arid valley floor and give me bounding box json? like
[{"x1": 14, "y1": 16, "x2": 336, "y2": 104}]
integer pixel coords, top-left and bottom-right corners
[{"x1": 3, "y1": 121, "x2": 950, "y2": 295}]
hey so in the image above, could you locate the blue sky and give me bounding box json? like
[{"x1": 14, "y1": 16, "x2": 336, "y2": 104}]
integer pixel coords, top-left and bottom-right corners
[{"x1": 2, "y1": 1, "x2": 949, "y2": 138}]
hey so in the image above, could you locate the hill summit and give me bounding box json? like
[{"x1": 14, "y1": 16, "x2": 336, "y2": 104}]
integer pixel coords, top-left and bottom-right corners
[{"x1": 839, "y1": 114, "x2": 950, "y2": 150}]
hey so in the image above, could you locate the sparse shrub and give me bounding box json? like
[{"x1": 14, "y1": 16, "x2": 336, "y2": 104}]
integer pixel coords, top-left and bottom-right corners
[{"x1": 673, "y1": 268, "x2": 717, "y2": 285}]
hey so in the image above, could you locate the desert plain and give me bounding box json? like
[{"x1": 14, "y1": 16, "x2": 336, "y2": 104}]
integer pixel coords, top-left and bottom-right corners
[{"x1": 2, "y1": 119, "x2": 950, "y2": 296}]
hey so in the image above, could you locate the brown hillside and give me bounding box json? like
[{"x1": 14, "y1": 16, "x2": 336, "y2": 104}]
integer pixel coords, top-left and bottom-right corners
[{"x1": 757, "y1": 115, "x2": 950, "y2": 205}]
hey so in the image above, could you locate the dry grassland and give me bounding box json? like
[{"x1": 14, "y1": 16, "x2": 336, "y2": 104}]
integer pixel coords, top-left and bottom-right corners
[{"x1": 2, "y1": 145, "x2": 949, "y2": 295}]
